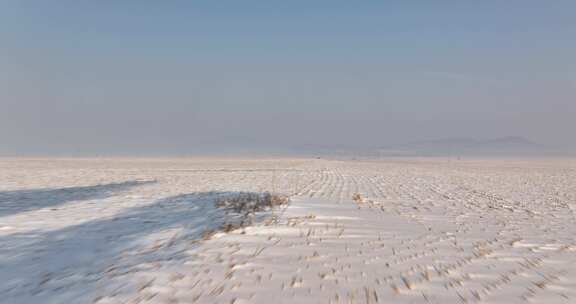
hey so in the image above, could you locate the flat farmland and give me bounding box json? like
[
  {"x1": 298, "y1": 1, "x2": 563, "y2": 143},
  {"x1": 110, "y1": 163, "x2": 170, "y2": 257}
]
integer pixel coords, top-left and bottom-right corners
[{"x1": 1, "y1": 158, "x2": 575, "y2": 303}]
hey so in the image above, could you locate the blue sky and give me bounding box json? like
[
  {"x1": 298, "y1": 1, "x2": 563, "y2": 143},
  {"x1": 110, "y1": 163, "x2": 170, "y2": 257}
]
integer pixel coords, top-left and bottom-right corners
[{"x1": 1, "y1": 1, "x2": 575, "y2": 154}]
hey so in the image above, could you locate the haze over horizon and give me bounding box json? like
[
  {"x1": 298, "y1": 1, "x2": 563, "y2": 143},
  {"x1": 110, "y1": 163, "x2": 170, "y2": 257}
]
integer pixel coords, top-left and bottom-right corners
[{"x1": 1, "y1": 1, "x2": 575, "y2": 155}]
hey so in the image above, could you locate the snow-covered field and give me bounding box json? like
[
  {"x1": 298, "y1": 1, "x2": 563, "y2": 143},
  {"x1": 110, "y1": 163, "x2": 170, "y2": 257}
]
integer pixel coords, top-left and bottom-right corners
[{"x1": 1, "y1": 157, "x2": 576, "y2": 303}]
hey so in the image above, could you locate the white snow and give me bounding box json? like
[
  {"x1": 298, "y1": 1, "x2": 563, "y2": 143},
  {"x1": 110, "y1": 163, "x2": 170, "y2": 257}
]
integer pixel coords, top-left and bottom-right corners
[{"x1": 1, "y1": 157, "x2": 576, "y2": 303}]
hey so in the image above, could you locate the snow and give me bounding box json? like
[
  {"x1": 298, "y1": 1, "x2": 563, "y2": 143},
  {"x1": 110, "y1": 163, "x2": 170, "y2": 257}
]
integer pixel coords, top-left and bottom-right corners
[{"x1": 1, "y1": 157, "x2": 576, "y2": 303}]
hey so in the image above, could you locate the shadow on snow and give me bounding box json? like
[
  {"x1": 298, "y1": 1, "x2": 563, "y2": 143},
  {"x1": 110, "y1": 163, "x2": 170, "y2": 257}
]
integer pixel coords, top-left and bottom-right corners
[
  {"x1": 0, "y1": 190, "x2": 271, "y2": 303},
  {"x1": 0, "y1": 180, "x2": 155, "y2": 217}
]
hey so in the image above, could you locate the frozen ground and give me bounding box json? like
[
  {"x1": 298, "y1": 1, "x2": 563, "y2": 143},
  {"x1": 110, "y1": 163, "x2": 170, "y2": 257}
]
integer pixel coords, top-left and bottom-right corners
[{"x1": 1, "y1": 157, "x2": 575, "y2": 303}]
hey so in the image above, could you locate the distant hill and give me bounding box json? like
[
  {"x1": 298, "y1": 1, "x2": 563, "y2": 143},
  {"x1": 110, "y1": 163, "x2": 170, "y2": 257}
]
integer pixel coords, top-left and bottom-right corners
[
  {"x1": 288, "y1": 136, "x2": 570, "y2": 158},
  {"x1": 376, "y1": 136, "x2": 546, "y2": 156}
]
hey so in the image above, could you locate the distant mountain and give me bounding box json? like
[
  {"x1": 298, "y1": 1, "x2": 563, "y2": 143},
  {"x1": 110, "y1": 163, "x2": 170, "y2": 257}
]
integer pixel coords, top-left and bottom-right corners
[
  {"x1": 289, "y1": 136, "x2": 564, "y2": 158},
  {"x1": 376, "y1": 136, "x2": 545, "y2": 156}
]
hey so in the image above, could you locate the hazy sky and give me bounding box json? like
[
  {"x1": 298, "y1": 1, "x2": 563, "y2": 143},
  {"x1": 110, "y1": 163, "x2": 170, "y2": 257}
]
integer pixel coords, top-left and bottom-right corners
[{"x1": 1, "y1": 1, "x2": 575, "y2": 155}]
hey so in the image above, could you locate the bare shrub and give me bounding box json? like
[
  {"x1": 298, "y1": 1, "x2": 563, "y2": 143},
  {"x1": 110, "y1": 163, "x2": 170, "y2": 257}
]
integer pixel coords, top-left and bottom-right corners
[
  {"x1": 215, "y1": 192, "x2": 290, "y2": 231},
  {"x1": 352, "y1": 193, "x2": 363, "y2": 203},
  {"x1": 216, "y1": 192, "x2": 289, "y2": 214}
]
